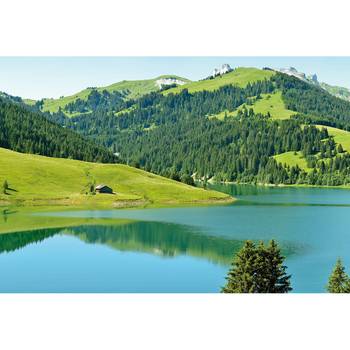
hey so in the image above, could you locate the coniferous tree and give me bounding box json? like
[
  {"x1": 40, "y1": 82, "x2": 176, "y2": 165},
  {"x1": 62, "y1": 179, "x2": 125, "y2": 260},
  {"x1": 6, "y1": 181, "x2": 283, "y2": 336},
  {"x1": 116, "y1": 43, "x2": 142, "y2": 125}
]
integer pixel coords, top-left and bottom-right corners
[
  {"x1": 2, "y1": 180, "x2": 8, "y2": 194},
  {"x1": 222, "y1": 241, "x2": 258, "y2": 293},
  {"x1": 257, "y1": 240, "x2": 292, "y2": 293},
  {"x1": 337, "y1": 144, "x2": 344, "y2": 154},
  {"x1": 327, "y1": 259, "x2": 350, "y2": 293},
  {"x1": 222, "y1": 240, "x2": 292, "y2": 293},
  {"x1": 180, "y1": 174, "x2": 195, "y2": 186}
]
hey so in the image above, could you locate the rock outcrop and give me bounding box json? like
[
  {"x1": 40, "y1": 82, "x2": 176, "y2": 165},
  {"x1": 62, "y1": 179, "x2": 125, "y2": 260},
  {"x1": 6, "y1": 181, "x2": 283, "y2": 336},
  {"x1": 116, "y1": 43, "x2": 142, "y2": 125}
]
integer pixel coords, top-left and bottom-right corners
[
  {"x1": 212, "y1": 64, "x2": 233, "y2": 77},
  {"x1": 274, "y1": 66, "x2": 350, "y2": 102},
  {"x1": 156, "y1": 78, "x2": 187, "y2": 89}
]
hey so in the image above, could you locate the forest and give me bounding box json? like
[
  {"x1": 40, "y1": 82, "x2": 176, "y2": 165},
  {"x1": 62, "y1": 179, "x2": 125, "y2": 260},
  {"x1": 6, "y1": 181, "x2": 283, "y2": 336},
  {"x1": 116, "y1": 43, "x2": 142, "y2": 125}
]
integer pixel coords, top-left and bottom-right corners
[{"x1": 0, "y1": 97, "x2": 117, "y2": 163}]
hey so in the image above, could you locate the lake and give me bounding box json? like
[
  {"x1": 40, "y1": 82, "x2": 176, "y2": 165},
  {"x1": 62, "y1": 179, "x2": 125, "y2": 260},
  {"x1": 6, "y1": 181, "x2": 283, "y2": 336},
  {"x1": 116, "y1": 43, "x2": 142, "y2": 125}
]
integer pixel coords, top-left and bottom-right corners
[{"x1": 0, "y1": 184, "x2": 349, "y2": 292}]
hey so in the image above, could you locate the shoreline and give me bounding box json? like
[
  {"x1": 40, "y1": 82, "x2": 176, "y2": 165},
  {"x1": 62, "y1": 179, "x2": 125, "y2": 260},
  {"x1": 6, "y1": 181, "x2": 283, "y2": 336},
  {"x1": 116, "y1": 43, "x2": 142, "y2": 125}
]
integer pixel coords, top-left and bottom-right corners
[
  {"x1": 0, "y1": 197, "x2": 235, "y2": 235},
  {"x1": 202, "y1": 180, "x2": 350, "y2": 190},
  {"x1": 0, "y1": 195, "x2": 235, "y2": 212}
]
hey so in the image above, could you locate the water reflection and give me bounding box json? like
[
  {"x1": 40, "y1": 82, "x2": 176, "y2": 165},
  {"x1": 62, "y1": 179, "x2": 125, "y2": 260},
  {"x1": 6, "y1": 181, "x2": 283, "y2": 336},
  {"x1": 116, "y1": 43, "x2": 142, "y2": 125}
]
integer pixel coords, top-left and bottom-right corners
[
  {"x1": 0, "y1": 228, "x2": 58, "y2": 254},
  {"x1": 0, "y1": 221, "x2": 244, "y2": 265},
  {"x1": 1, "y1": 209, "x2": 18, "y2": 223},
  {"x1": 67, "y1": 222, "x2": 245, "y2": 265}
]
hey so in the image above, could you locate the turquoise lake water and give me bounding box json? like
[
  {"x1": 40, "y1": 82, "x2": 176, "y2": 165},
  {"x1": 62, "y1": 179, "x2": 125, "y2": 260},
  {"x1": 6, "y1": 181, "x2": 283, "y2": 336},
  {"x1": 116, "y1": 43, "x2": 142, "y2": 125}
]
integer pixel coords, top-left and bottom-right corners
[{"x1": 0, "y1": 184, "x2": 349, "y2": 292}]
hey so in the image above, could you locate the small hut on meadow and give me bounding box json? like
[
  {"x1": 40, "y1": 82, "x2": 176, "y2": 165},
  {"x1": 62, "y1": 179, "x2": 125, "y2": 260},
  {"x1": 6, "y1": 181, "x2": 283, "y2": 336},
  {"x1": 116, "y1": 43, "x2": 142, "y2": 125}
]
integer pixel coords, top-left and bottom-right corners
[{"x1": 95, "y1": 184, "x2": 113, "y2": 194}]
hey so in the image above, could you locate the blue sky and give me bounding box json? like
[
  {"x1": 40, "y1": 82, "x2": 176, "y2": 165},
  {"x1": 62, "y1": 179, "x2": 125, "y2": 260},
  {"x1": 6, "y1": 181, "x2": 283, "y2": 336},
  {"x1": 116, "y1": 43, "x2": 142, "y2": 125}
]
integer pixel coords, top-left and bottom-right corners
[{"x1": 1, "y1": 57, "x2": 350, "y2": 99}]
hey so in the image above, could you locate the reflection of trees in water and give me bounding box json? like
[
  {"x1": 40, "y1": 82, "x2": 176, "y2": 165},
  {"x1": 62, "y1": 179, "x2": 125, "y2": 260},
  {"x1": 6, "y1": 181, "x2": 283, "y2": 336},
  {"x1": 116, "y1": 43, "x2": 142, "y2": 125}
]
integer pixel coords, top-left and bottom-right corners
[
  {"x1": 1, "y1": 209, "x2": 18, "y2": 223},
  {"x1": 0, "y1": 222, "x2": 241, "y2": 265},
  {"x1": 0, "y1": 221, "x2": 300, "y2": 265},
  {"x1": 68, "y1": 222, "x2": 242, "y2": 265},
  {"x1": 0, "y1": 228, "x2": 59, "y2": 254}
]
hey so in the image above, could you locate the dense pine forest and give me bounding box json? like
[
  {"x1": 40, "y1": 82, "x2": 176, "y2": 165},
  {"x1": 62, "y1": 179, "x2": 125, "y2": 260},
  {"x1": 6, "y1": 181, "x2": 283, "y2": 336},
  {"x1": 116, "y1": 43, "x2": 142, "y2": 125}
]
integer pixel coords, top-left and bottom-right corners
[
  {"x1": 0, "y1": 97, "x2": 116, "y2": 163},
  {"x1": 273, "y1": 74, "x2": 350, "y2": 124}
]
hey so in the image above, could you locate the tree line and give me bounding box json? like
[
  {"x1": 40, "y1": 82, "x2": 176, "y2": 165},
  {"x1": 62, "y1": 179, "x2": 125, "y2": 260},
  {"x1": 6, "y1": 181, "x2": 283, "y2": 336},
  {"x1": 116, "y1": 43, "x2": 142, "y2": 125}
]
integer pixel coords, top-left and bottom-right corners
[{"x1": 0, "y1": 97, "x2": 117, "y2": 163}]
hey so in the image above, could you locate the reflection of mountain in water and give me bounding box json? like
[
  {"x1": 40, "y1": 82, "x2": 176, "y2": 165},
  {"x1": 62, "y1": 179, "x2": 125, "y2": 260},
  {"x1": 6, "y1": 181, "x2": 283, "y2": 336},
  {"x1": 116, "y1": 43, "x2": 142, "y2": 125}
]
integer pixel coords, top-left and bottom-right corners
[
  {"x1": 0, "y1": 221, "x2": 301, "y2": 265},
  {"x1": 66, "y1": 222, "x2": 242, "y2": 265},
  {"x1": 0, "y1": 228, "x2": 58, "y2": 254},
  {"x1": 0, "y1": 221, "x2": 242, "y2": 265}
]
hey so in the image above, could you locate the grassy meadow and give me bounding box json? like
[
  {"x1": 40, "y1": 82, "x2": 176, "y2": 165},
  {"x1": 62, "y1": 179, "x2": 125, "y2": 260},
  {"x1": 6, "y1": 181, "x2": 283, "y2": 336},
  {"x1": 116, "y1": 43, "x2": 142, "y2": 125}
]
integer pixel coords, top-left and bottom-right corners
[
  {"x1": 274, "y1": 126, "x2": 350, "y2": 172},
  {"x1": 273, "y1": 151, "x2": 311, "y2": 172},
  {"x1": 163, "y1": 67, "x2": 275, "y2": 95},
  {"x1": 232, "y1": 91, "x2": 296, "y2": 120},
  {"x1": 0, "y1": 147, "x2": 232, "y2": 208},
  {"x1": 316, "y1": 125, "x2": 350, "y2": 152}
]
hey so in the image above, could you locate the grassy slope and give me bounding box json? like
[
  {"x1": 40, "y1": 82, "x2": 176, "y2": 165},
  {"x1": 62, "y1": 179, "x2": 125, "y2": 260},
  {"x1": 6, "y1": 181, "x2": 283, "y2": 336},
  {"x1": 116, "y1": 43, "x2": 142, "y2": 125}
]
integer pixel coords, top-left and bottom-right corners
[
  {"x1": 23, "y1": 98, "x2": 36, "y2": 106},
  {"x1": 274, "y1": 126, "x2": 350, "y2": 171},
  {"x1": 40, "y1": 75, "x2": 191, "y2": 114},
  {"x1": 231, "y1": 91, "x2": 296, "y2": 120},
  {"x1": 163, "y1": 67, "x2": 275, "y2": 95},
  {"x1": 273, "y1": 151, "x2": 311, "y2": 172},
  {"x1": 316, "y1": 125, "x2": 350, "y2": 152},
  {"x1": 0, "y1": 147, "x2": 231, "y2": 208}
]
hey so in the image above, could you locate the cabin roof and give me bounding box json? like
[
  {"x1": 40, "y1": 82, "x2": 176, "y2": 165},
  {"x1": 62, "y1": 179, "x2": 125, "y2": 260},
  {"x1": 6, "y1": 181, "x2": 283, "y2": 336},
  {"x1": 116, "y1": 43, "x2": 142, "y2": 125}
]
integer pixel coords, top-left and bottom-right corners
[{"x1": 95, "y1": 184, "x2": 109, "y2": 190}]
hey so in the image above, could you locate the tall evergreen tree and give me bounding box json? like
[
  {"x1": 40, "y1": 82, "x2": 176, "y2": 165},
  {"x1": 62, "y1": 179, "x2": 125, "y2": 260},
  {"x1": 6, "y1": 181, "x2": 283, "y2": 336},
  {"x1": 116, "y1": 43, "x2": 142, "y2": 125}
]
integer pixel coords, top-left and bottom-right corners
[
  {"x1": 257, "y1": 240, "x2": 292, "y2": 293},
  {"x1": 222, "y1": 241, "x2": 292, "y2": 293},
  {"x1": 327, "y1": 259, "x2": 350, "y2": 293},
  {"x1": 222, "y1": 241, "x2": 257, "y2": 293},
  {"x1": 222, "y1": 240, "x2": 292, "y2": 293}
]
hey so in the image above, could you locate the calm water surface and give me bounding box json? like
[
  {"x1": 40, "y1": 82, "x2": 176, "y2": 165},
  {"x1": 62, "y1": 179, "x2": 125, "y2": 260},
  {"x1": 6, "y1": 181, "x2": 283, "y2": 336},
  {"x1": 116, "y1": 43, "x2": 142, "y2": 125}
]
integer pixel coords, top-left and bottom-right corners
[{"x1": 0, "y1": 185, "x2": 349, "y2": 292}]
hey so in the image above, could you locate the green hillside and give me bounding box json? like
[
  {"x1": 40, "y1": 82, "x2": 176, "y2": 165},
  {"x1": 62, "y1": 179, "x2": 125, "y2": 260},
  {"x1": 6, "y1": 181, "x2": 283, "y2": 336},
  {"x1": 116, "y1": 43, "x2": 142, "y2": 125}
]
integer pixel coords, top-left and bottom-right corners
[
  {"x1": 316, "y1": 125, "x2": 350, "y2": 152},
  {"x1": 273, "y1": 151, "x2": 311, "y2": 172},
  {"x1": 163, "y1": 67, "x2": 275, "y2": 95},
  {"x1": 320, "y1": 82, "x2": 350, "y2": 102},
  {"x1": 0, "y1": 147, "x2": 231, "y2": 208},
  {"x1": 210, "y1": 91, "x2": 295, "y2": 121},
  {"x1": 274, "y1": 126, "x2": 350, "y2": 171},
  {"x1": 0, "y1": 96, "x2": 115, "y2": 163},
  {"x1": 40, "y1": 75, "x2": 191, "y2": 114},
  {"x1": 23, "y1": 98, "x2": 36, "y2": 106},
  {"x1": 231, "y1": 91, "x2": 296, "y2": 120}
]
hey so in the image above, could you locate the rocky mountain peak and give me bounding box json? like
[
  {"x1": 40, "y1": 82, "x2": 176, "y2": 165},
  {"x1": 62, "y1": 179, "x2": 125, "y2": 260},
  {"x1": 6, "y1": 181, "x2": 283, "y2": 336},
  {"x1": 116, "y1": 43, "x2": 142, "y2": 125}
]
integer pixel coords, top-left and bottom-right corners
[
  {"x1": 155, "y1": 77, "x2": 187, "y2": 89},
  {"x1": 212, "y1": 64, "x2": 233, "y2": 77}
]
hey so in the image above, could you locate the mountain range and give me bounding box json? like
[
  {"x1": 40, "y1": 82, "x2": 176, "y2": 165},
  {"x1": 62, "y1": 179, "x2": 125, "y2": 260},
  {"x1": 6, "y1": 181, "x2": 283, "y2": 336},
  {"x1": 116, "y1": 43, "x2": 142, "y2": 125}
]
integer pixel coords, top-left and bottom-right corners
[
  {"x1": 275, "y1": 66, "x2": 350, "y2": 101},
  {"x1": 20, "y1": 65, "x2": 350, "y2": 114},
  {"x1": 2, "y1": 63, "x2": 350, "y2": 207}
]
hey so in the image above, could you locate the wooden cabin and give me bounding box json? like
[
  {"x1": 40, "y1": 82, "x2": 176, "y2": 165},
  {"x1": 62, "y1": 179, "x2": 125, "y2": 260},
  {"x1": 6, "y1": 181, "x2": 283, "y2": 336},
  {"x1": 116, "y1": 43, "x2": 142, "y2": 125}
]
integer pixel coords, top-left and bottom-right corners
[{"x1": 95, "y1": 184, "x2": 113, "y2": 194}]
